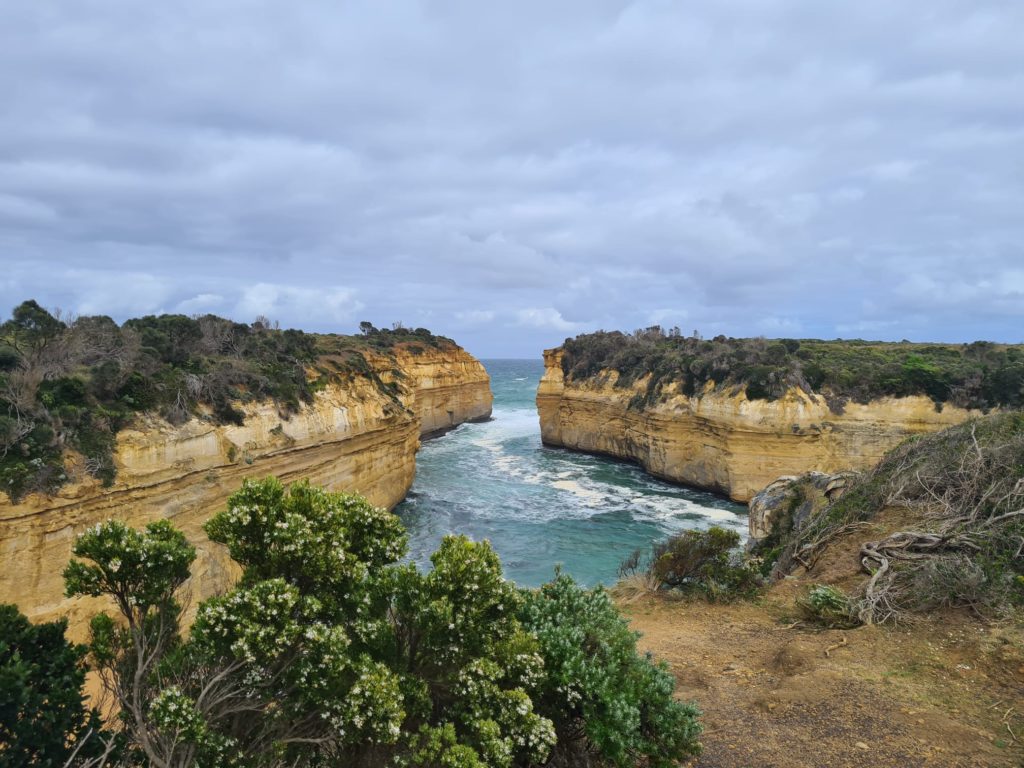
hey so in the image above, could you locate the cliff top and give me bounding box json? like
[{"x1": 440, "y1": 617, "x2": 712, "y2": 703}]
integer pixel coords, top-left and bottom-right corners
[
  {"x1": 557, "y1": 328, "x2": 1024, "y2": 412},
  {"x1": 0, "y1": 300, "x2": 461, "y2": 501}
]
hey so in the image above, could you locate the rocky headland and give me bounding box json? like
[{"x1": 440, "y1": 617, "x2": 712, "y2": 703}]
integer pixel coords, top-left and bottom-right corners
[
  {"x1": 0, "y1": 316, "x2": 491, "y2": 636},
  {"x1": 536, "y1": 331, "x2": 1023, "y2": 502}
]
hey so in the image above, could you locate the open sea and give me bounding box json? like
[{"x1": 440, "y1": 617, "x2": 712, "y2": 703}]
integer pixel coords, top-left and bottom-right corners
[{"x1": 394, "y1": 359, "x2": 747, "y2": 587}]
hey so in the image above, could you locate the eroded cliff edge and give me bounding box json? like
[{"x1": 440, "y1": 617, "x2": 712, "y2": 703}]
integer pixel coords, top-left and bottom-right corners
[
  {"x1": 537, "y1": 346, "x2": 981, "y2": 503},
  {"x1": 1, "y1": 344, "x2": 491, "y2": 635}
]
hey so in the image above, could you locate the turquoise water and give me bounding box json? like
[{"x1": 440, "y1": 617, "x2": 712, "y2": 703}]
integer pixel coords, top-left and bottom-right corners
[{"x1": 394, "y1": 359, "x2": 747, "y2": 588}]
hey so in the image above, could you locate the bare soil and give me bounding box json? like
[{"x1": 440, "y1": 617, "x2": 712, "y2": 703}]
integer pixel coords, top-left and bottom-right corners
[
  {"x1": 625, "y1": 594, "x2": 1023, "y2": 767},
  {"x1": 620, "y1": 515, "x2": 1024, "y2": 768}
]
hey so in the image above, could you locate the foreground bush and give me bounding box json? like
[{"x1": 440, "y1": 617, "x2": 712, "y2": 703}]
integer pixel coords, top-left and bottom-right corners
[
  {"x1": 64, "y1": 478, "x2": 701, "y2": 767},
  {"x1": 620, "y1": 526, "x2": 762, "y2": 602},
  {"x1": 520, "y1": 573, "x2": 701, "y2": 767},
  {"x1": 0, "y1": 604, "x2": 111, "y2": 767}
]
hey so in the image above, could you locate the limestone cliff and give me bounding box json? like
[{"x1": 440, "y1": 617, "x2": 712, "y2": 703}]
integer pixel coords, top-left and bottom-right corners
[
  {"x1": 1, "y1": 345, "x2": 491, "y2": 636},
  {"x1": 537, "y1": 347, "x2": 981, "y2": 503},
  {"x1": 385, "y1": 346, "x2": 493, "y2": 436}
]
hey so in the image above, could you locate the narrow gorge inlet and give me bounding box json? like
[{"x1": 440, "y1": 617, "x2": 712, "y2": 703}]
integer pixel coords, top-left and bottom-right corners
[{"x1": 396, "y1": 359, "x2": 746, "y2": 587}]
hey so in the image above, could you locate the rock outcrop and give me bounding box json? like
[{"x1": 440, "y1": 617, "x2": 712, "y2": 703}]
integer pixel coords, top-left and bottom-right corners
[
  {"x1": 747, "y1": 471, "x2": 855, "y2": 547},
  {"x1": 1, "y1": 344, "x2": 491, "y2": 636},
  {"x1": 537, "y1": 347, "x2": 981, "y2": 503}
]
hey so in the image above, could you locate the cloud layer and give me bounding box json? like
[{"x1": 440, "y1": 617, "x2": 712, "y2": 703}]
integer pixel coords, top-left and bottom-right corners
[{"x1": 2, "y1": 0, "x2": 1022, "y2": 355}]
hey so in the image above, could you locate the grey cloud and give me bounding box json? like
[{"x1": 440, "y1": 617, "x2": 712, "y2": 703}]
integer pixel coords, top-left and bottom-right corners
[{"x1": 1, "y1": 0, "x2": 1022, "y2": 357}]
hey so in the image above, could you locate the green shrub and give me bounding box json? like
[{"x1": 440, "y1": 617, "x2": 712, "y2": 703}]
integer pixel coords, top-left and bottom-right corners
[
  {"x1": 796, "y1": 585, "x2": 861, "y2": 629},
  {"x1": 621, "y1": 526, "x2": 763, "y2": 602},
  {"x1": 0, "y1": 604, "x2": 112, "y2": 766},
  {"x1": 520, "y1": 572, "x2": 702, "y2": 766},
  {"x1": 64, "y1": 478, "x2": 700, "y2": 767},
  {"x1": 0, "y1": 422, "x2": 65, "y2": 503}
]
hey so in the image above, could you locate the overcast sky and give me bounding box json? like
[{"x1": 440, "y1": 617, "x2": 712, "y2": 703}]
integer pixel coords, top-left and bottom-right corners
[{"x1": 2, "y1": 1, "x2": 1022, "y2": 357}]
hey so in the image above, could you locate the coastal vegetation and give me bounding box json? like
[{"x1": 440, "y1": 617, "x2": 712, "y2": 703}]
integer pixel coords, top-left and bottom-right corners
[
  {"x1": 617, "y1": 527, "x2": 763, "y2": 602},
  {"x1": 0, "y1": 300, "x2": 452, "y2": 502},
  {"x1": 560, "y1": 328, "x2": 1024, "y2": 412},
  {"x1": 0, "y1": 604, "x2": 109, "y2": 767},
  {"x1": 753, "y1": 412, "x2": 1024, "y2": 624},
  {"x1": 39, "y1": 477, "x2": 701, "y2": 767}
]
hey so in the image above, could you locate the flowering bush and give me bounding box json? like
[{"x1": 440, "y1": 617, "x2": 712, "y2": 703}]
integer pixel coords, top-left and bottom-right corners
[{"x1": 64, "y1": 477, "x2": 701, "y2": 767}]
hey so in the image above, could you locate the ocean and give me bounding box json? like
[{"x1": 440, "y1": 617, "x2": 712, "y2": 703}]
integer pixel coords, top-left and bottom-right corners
[{"x1": 394, "y1": 358, "x2": 747, "y2": 587}]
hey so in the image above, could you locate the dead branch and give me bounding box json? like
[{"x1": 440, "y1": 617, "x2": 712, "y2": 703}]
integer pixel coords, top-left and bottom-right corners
[{"x1": 824, "y1": 635, "x2": 847, "y2": 658}]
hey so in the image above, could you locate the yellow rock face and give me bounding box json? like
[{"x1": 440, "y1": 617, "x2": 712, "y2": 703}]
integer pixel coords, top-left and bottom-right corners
[
  {"x1": 537, "y1": 347, "x2": 980, "y2": 504},
  {"x1": 385, "y1": 346, "x2": 493, "y2": 436},
  {"x1": 0, "y1": 345, "x2": 491, "y2": 638}
]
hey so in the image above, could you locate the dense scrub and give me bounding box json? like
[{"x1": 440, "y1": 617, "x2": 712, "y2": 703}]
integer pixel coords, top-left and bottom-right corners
[
  {"x1": 763, "y1": 413, "x2": 1024, "y2": 623},
  {"x1": 0, "y1": 300, "x2": 452, "y2": 501},
  {"x1": 0, "y1": 604, "x2": 111, "y2": 766},
  {"x1": 56, "y1": 477, "x2": 701, "y2": 767},
  {"x1": 560, "y1": 327, "x2": 1024, "y2": 412}
]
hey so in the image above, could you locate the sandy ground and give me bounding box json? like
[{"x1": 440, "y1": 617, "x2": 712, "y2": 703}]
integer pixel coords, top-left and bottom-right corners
[{"x1": 623, "y1": 590, "x2": 1024, "y2": 768}]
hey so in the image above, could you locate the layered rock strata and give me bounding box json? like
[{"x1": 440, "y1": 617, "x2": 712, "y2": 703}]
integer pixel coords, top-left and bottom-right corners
[
  {"x1": 387, "y1": 346, "x2": 493, "y2": 436},
  {"x1": 537, "y1": 347, "x2": 980, "y2": 503},
  {"x1": 1, "y1": 345, "x2": 491, "y2": 636}
]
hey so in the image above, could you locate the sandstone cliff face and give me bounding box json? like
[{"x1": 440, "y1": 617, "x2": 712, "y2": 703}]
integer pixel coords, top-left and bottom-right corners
[
  {"x1": 537, "y1": 347, "x2": 980, "y2": 504},
  {"x1": 386, "y1": 346, "x2": 493, "y2": 436},
  {"x1": 1, "y1": 345, "x2": 491, "y2": 637}
]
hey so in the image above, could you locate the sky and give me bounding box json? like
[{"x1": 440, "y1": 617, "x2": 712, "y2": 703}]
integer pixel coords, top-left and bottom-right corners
[{"x1": 1, "y1": 1, "x2": 1022, "y2": 358}]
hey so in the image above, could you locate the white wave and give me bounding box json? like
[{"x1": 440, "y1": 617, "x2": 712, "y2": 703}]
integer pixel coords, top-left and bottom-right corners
[{"x1": 550, "y1": 479, "x2": 605, "y2": 505}]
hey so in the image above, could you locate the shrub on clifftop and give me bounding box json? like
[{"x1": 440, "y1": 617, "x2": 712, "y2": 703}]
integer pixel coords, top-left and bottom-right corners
[
  {"x1": 560, "y1": 328, "x2": 1024, "y2": 412},
  {"x1": 619, "y1": 526, "x2": 763, "y2": 602}
]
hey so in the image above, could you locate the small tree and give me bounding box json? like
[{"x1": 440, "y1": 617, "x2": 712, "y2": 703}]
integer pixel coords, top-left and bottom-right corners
[{"x1": 64, "y1": 520, "x2": 197, "y2": 767}]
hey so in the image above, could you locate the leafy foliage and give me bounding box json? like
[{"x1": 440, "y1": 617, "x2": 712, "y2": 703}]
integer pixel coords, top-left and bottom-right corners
[
  {"x1": 796, "y1": 585, "x2": 861, "y2": 629},
  {"x1": 0, "y1": 300, "x2": 454, "y2": 501},
  {"x1": 520, "y1": 572, "x2": 702, "y2": 767},
  {"x1": 63, "y1": 478, "x2": 699, "y2": 767},
  {"x1": 0, "y1": 604, "x2": 109, "y2": 767},
  {"x1": 560, "y1": 328, "x2": 1024, "y2": 412},
  {"x1": 620, "y1": 527, "x2": 763, "y2": 602}
]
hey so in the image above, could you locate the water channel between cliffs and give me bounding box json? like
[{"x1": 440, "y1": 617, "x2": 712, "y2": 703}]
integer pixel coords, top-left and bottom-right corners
[{"x1": 395, "y1": 359, "x2": 748, "y2": 587}]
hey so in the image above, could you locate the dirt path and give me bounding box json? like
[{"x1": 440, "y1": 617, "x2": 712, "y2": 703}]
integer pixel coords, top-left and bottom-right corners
[{"x1": 623, "y1": 595, "x2": 1024, "y2": 768}]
